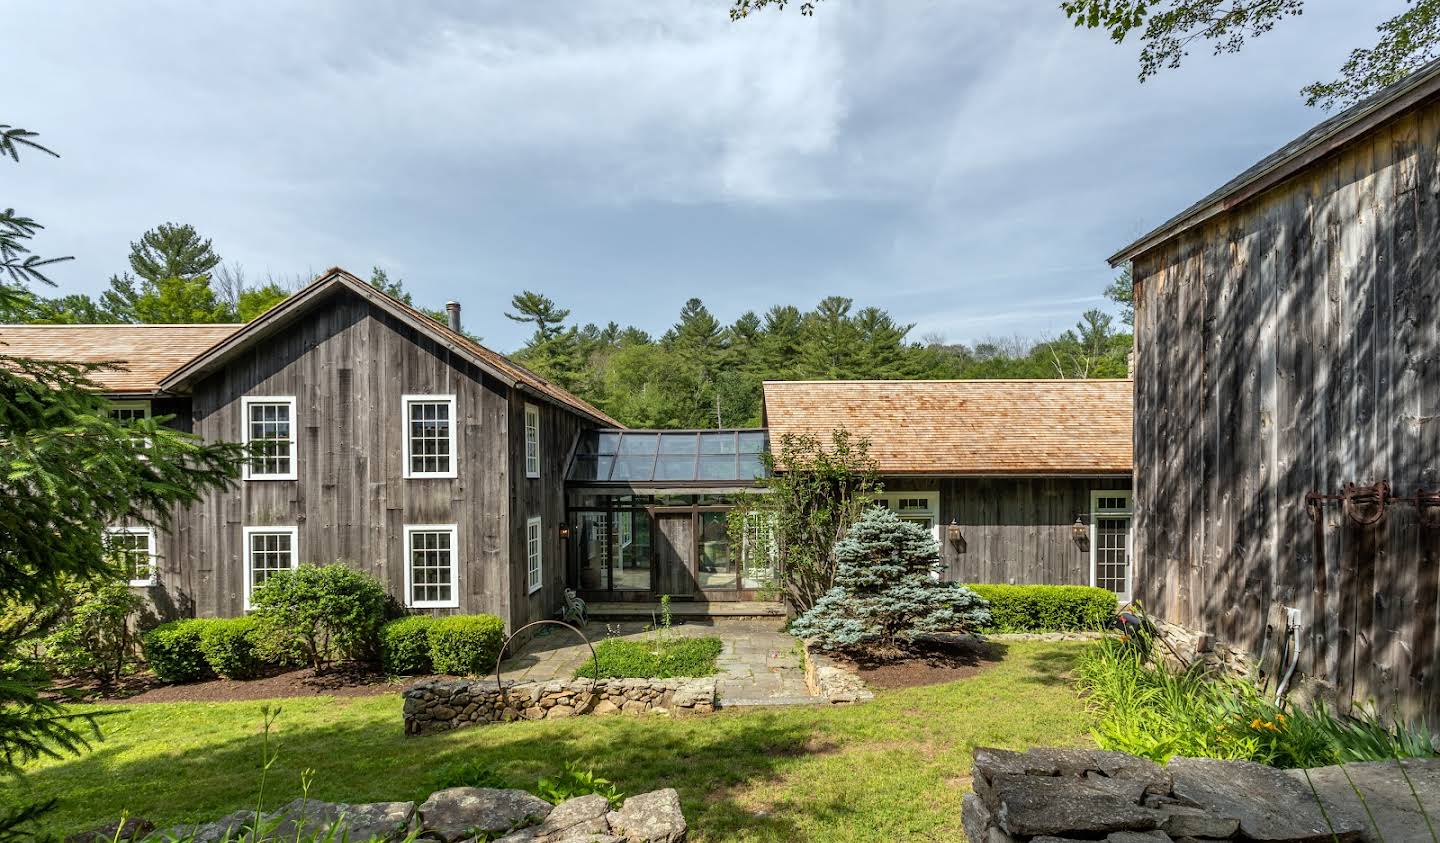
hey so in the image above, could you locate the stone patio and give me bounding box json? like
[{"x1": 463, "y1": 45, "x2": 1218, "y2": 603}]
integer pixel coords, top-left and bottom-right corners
[{"x1": 498, "y1": 618, "x2": 817, "y2": 706}]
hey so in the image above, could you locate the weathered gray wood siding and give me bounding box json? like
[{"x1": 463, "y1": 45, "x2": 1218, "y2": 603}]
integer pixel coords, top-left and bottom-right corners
[
  {"x1": 884, "y1": 476, "x2": 1131, "y2": 585},
  {"x1": 162, "y1": 290, "x2": 514, "y2": 620},
  {"x1": 1132, "y1": 94, "x2": 1440, "y2": 719},
  {"x1": 507, "y1": 393, "x2": 591, "y2": 631}
]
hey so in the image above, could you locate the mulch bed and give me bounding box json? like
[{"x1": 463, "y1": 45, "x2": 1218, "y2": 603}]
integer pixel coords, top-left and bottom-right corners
[
  {"x1": 831, "y1": 637, "x2": 1006, "y2": 691},
  {"x1": 46, "y1": 664, "x2": 450, "y2": 704}
]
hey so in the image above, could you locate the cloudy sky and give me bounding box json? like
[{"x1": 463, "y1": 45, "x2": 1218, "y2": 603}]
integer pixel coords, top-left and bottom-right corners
[{"x1": 6, "y1": 1, "x2": 1405, "y2": 351}]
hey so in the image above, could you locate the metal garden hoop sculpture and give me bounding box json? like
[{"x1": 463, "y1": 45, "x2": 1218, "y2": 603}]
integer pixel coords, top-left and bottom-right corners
[{"x1": 492, "y1": 619, "x2": 599, "y2": 704}]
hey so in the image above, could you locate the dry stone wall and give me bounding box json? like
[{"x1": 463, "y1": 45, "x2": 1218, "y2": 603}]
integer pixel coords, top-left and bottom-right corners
[
  {"x1": 72, "y1": 786, "x2": 689, "y2": 843},
  {"x1": 404, "y1": 677, "x2": 717, "y2": 736}
]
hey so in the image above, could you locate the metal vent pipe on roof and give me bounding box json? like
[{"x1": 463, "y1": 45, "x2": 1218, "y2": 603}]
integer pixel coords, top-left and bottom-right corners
[{"x1": 445, "y1": 301, "x2": 461, "y2": 332}]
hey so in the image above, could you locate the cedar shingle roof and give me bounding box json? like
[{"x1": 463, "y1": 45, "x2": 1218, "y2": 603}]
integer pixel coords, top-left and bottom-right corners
[
  {"x1": 0, "y1": 323, "x2": 241, "y2": 394},
  {"x1": 159, "y1": 268, "x2": 622, "y2": 427},
  {"x1": 762, "y1": 379, "x2": 1132, "y2": 475}
]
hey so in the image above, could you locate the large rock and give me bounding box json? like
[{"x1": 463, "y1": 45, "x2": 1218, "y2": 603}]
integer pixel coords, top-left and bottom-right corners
[
  {"x1": 166, "y1": 809, "x2": 257, "y2": 843},
  {"x1": 533, "y1": 794, "x2": 612, "y2": 838},
  {"x1": 987, "y1": 775, "x2": 1162, "y2": 838},
  {"x1": 974, "y1": 747, "x2": 1170, "y2": 796},
  {"x1": 266, "y1": 798, "x2": 416, "y2": 841},
  {"x1": 1168, "y1": 756, "x2": 1364, "y2": 842},
  {"x1": 65, "y1": 817, "x2": 155, "y2": 843},
  {"x1": 605, "y1": 788, "x2": 687, "y2": 843},
  {"x1": 418, "y1": 787, "x2": 553, "y2": 842},
  {"x1": 1291, "y1": 758, "x2": 1440, "y2": 843}
]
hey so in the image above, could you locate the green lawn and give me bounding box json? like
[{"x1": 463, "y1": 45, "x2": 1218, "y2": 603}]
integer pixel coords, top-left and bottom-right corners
[{"x1": 11, "y1": 640, "x2": 1093, "y2": 842}]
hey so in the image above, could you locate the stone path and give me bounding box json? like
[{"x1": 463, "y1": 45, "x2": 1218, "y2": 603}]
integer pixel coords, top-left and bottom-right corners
[{"x1": 498, "y1": 618, "x2": 816, "y2": 706}]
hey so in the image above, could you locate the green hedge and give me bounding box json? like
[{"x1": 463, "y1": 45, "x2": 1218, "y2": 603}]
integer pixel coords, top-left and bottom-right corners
[
  {"x1": 381, "y1": 615, "x2": 436, "y2": 675},
  {"x1": 141, "y1": 619, "x2": 214, "y2": 683},
  {"x1": 965, "y1": 584, "x2": 1117, "y2": 633},
  {"x1": 428, "y1": 614, "x2": 505, "y2": 676},
  {"x1": 197, "y1": 617, "x2": 266, "y2": 679}
]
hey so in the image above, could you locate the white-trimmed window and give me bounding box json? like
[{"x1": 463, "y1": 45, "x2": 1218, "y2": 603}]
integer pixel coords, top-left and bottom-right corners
[
  {"x1": 106, "y1": 526, "x2": 158, "y2": 586},
  {"x1": 109, "y1": 400, "x2": 151, "y2": 423},
  {"x1": 243, "y1": 526, "x2": 298, "y2": 609},
  {"x1": 242, "y1": 396, "x2": 297, "y2": 480},
  {"x1": 405, "y1": 524, "x2": 459, "y2": 608},
  {"x1": 403, "y1": 395, "x2": 457, "y2": 478},
  {"x1": 524, "y1": 403, "x2": 541, "y2": 479},
  {"x1": 872, "y1": 491, "x2": 941, "y2": 539},
  {"x1": 1090, "y1": 490, "x2": 1134, "y2": 603},
  {"x1": 526, "y1": 516, "x2": 543, "y2": 594}
]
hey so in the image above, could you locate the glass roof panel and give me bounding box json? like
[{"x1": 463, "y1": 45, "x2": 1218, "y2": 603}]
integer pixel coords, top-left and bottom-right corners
[
  {"x1": 567, "y1": 429, "x2": 769, "y2": 484},
  {"x1": 610, "y1": 454, "x2": 656, "y2": 482},
  {"x1": 698, "y1": 453, "x2": 739, "y2": 481},
  {"x1": 738, "y1": 453, "x2": 766, "y2": 480},
  {"x1": 658, "y1": 433, "x2": 699, "y2": 454},
  {"x1": 654, "y1": 454, "x2": 698, "y2": 481},
  {"x1": 699, "y1": 432, "x2": 738, "y2": 455},
  {"x1": 618, "y1": 434, "x2": 658, "y2": 455}
]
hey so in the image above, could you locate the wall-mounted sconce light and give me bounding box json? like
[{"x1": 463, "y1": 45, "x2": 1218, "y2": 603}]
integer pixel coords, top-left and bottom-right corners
[
  {"x1": 945, "y1": 520, "x2": 966, "y2": 554},
  {"x1": 558, "y1": 522, "x2": 572, "y2": 539},
  {"x1": 1072, "y1": 514, "x2": 1090, "y2": 550}
]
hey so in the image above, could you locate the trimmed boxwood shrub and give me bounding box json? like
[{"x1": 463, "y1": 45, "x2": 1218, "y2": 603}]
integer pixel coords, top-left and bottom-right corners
[
  {"x1": 381, "y1": 615, "x2": 436, "y2": 675},
  {"x1": 250, "y1": 563, "x2": 389, "y2": 669},
  {"x1": 428, "y1": 614, "x2": 505, "y2": 676},
  {"x1": 966, "y1": 584, "x2": 1117, "y2": 633},
  {"x1": 198, "y1": 616, "x2": 265, "y2": 679},
  {"x1": 142, "y1": 619, "x2": 214, "y2": 683}
]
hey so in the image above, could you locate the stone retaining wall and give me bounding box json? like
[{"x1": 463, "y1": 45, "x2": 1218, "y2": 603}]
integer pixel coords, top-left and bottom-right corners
[
  {"x1": 404, "y1": 677, "x2": 716, "y2": 736},
  {"x1": 799, "y1": 639, "x2": 874, "y2": 704}
]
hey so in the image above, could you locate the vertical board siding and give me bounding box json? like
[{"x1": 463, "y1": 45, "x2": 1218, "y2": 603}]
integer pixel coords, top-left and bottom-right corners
[
  {"x1": 884, "y1": 476, "x2": 1131, "y2": 585},
  {"x1": 508, "y1": 395, "x2": 592, "y2": 632},
  {"x1": 163, "y1": 290, "x2": 517, "y2": 621},
  {"x1": 1133, "y1": 100, "x2": 1440, "y2": 720}
]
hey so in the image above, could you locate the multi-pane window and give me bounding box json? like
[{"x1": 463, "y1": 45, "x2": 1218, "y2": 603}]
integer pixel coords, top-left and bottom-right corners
[
  {"x1": 872, "y1": 492, "x2": 940, "y2": 535},
  {"x1": 406, "y1": 525, "x2": 459, "y2": 608},
  {"x1": 403, "y1": 395, "x2": 456, "y2": 478},
  {"x1": 109, "y1": 401, "x2": 151, "y2": 423},
  {"x1": 1090, "y1": 490, "x2": 1133, "y2": 602},
  {"x1": 524, "y1": 403, "x2": 541, "y2": 479},
  {"x1": 242, "y1": 397, "x2": 297, "y2": 480},
  {"x1": 106, "y1": 527, "x2": 157, "y2": 586},
  {"x1": 243, "y1": 527, "x2": 297, "y2": 609},
  {"x1": 526, "y1": 516, "x2": 543, "y2": 594}
]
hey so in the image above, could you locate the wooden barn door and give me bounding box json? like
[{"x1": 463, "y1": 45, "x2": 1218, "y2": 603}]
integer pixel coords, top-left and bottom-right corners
[{"x1": 654, "y1": 511, "x2": 697, "y2": 598}]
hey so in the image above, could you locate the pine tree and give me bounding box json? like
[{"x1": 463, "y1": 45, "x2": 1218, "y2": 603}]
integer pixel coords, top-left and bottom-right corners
[
  {"x1": 790, "y1": 507, "x2": 990, "y2": 656},
  {"x1": 0, "y1": 124, "x2": 244, "y2": 836},
  {"x1": 127, "y1": 222, "x2": 220, "y2": 283},
  {"x1": 506, "y1": 291, "x2": 571, "y2": 342},
  {"x1": 799, "y1": 296, "x2": 861, "y2": 379}
]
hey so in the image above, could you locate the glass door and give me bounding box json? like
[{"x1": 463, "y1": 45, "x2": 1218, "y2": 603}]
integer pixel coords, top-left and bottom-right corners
[{"x1": 1090, "y1": 491, "x2": 1133, "y2": 603}]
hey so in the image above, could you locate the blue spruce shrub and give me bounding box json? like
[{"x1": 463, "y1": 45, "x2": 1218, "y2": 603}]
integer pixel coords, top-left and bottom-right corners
[{"x1": 790, "y1": 506, "x2": 990, "y2": 654}]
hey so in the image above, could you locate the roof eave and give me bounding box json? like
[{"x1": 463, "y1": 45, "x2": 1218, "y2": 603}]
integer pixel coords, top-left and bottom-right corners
[
  {"x1": 1108, "y1": 62, "x2": 1440, "y2": 267},
  {"x1": 158, "y1": 270, "x2": 520, "y2": 393}
]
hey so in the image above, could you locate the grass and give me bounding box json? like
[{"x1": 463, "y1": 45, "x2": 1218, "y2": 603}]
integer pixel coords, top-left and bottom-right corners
[
  {"x1": 9, "y1": 640, "x2": 1092, "y2": 842},
  {"x1": 575, "y1": 636, "x2": 724, "y2": 679}
]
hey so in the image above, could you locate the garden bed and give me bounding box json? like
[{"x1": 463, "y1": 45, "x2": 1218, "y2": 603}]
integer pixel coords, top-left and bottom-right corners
[
  {"x1": 829, "y1": 637, "x2": 1005, "y2": 690},
  {"x1": 49, "y1": 663, "x2": 447, "y2": 703}
]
